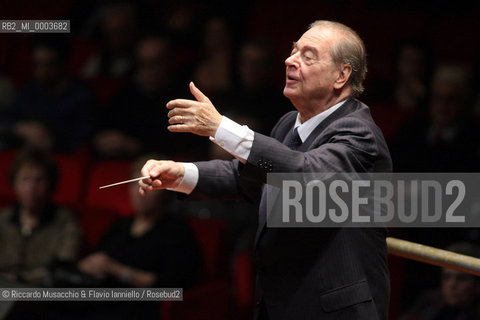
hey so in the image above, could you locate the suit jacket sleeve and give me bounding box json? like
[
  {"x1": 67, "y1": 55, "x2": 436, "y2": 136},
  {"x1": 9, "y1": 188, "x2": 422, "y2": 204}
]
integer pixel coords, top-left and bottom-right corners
[
  {"x1": 241, "y1": 114, "x2": 389, "y2": 183},
  {"x1": 192, "y1": 102, "x2": 390, "y2": 202},
  {"x1": 191, "y1": 158, "x2": 263, "y2": 203}
]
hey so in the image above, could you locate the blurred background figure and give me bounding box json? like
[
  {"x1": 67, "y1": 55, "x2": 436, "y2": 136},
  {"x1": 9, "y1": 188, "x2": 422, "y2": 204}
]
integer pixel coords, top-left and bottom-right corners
[
  {"x1": 214, "y1": 38, "x2": 290, "y2": 134},
  {"x1": 0, "y1": 37, "x2": 97, "y2": 153},
  {"x1": 399, "y1": 242, "x2": 480, "y2": 320},
  {"x1": 93, "y1": 35, "x2": 206, "y2": 160},
  {"x1": 158, "y1": 0, "x2": 203, "y2": 83},
  {"x1": 391, "y1": 39, "x2": 434, "y2": 113},
  {"x1": 75, "y1": 154, "x2": 202, "y2": 319},
  {"x1": 193, "y1": 16, "x2": 234, "y2": 96},
  {"x1": 0, "y1": 148, "x2": 81, "y2": 286},
  {"x1": 238, "y1": 38, "x2": 276, "y2": 94},
  {"x1": 82, "y1": 2, "x2": 138, "y2": 79},
  {"x1": 389, "y1": 64, "x2": 479, "y2": 173},
  {"x1": 367, "y1": 38, "x2": 435, "y2": 115},
  {"x1": 93, "y1": 35, "x2": 172, "y2": 158},
  {"x1": 364, "y1": 39, "x2": 436, "y2": 141}
]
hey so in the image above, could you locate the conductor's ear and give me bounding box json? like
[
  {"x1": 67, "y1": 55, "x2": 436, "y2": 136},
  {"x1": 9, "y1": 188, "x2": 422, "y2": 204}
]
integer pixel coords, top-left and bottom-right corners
[{"x1": 333, "y1": 63, "x2": 352, "y2": 90}]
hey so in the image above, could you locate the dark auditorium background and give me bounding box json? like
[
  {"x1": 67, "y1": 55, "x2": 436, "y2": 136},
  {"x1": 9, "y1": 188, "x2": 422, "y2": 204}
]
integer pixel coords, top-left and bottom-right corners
[{"x1": 0, "y1": 0, "x2": 480, "y2": 319}]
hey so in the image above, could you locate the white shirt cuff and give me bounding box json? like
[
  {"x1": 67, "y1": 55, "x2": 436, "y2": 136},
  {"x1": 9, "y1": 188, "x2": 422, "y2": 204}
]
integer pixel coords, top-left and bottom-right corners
[
  {"x1": 209, "y1": 116, "x2": 254, "y2": 161},
  {"x1": 168, "y1": 162, "x2": 198, "y2": 194}
]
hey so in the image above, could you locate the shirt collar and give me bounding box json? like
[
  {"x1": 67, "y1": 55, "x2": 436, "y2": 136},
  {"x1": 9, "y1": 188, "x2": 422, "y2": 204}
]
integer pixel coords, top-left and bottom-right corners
[{"x1": 293, "y1": 100, "x2": 346, "y2": 142}]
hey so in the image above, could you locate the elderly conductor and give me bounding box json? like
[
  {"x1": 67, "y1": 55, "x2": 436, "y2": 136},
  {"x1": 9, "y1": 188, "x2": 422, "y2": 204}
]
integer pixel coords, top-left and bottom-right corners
[{"x1": 139, "y1": 20, "x2": 392, "y2": 320}]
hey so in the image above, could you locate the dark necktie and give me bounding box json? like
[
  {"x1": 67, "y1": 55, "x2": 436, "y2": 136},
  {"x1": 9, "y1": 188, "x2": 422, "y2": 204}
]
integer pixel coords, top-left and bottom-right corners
[{"x1": 286, "y1": 127, "x2": 302, "y2": 150}]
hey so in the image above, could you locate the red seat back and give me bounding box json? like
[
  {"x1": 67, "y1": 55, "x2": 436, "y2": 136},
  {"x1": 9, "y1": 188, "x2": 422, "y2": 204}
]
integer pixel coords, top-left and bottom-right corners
[
  {"x1": 0, "y1": 149, "x2": 17, "y2": 206},
  {"x1": 51, "y1": 150, "x2": 91, "y2": 210},
  {"x1": 83, "y1": 160, "x2": 134, "y2": 216},
  {"x1": 187, "y1": 217, "x2": 228, "y2": 281}
]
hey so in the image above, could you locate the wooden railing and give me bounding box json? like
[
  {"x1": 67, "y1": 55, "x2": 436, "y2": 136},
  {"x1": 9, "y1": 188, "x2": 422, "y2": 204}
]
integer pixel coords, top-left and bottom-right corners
[{"x1": 387, "y1": 237, "x2": 480, "y2": 276}]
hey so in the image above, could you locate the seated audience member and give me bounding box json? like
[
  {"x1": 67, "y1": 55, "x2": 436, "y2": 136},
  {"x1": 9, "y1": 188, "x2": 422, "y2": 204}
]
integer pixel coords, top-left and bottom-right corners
[
  {"x1": 82, "y1": 2, "x2": 138, "y2": 79},
  {"x1": 0, "y1": 148, "x2": 81, "y2": 286},
  {"x1": 93, "y1": 35, "x2": 207, "y2": 159},
  {"x1": 78, "y1": 154, "x2": 202, "y2": 289},
  {"x1": 0, "y1": 37, "x2": 97, "y2": 152},
  {"x1": 70, "y1": 155, "x2": 201, "y2": 319},
  {"x1": 366, "y1": 38, "x2": 435, "y2": 114},
  {"x1": 389, "y1": 64, "x2": 479, "y2": 173},
  {"x1": 400, "y1": 242, "x2": 480, "y2": 320}
]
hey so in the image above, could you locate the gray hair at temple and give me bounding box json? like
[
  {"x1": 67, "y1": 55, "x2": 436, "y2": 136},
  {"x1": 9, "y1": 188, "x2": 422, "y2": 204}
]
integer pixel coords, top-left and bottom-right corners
[{"x1": 309, "y1": 20, "x2": 367, "y2": 97}]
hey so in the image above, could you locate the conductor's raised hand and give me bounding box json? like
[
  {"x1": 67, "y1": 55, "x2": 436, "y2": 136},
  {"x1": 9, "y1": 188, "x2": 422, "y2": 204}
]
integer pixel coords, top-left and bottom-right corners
[
  {"x1": 167, "y1": 82, "x2": 222, "y2": 137},
  {"x1": 138, "y1": 159, "x2": 185, "y2": 195}
]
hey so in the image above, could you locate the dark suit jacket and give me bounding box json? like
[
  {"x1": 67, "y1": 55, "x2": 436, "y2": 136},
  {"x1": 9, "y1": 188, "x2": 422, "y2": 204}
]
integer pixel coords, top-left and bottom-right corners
[{"x1": 192, "y1": 98, "x2": 392, "y2": 320}]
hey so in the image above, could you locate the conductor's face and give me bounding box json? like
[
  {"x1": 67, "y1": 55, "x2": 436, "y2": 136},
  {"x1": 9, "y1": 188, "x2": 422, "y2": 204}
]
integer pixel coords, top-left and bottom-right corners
[{"x1": 283, "y1": 26, "x2": 339, "y2": 110}]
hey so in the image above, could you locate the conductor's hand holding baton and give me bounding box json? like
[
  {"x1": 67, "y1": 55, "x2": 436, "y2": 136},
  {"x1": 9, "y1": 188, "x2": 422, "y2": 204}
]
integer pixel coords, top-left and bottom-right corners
[{"x1": 139, "y1": 82, "x2": 222, "y2": 195}]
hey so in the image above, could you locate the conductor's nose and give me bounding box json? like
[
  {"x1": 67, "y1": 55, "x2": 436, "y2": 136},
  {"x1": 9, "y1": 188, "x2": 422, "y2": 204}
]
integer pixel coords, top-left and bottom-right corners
[{"x1": 285, "y1": 51, "x2": 299, "y2": 68}]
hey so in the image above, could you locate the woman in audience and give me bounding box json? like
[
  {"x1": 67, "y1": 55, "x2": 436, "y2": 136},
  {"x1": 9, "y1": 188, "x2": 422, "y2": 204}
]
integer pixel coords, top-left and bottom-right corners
[
  {"x1": 74, "y1": 154, "x2": 202, "y2": 319},
  {"x1": 79, "y1": 154, "x2": 202, "y2": 289},
  {"x1": 0, "y1": 148, "x2": 81, "y2": 286}
]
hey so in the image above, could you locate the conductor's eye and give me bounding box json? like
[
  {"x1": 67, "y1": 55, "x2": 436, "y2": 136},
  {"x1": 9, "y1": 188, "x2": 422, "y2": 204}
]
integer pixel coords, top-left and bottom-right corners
[{"x1": 303, "y1": 53, "x2": 314, "y2": 61}]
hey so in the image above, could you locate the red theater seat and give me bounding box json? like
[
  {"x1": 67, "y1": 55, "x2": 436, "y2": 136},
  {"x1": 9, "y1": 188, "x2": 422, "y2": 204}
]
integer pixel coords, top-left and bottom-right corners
[
  {"x1": 388, "y1": 254, "x2": 406, "y2": 320},
  {"x1": 160, "y1": 219, "x2": 249, "y2": 320},
  {"x1": 51, "y1": 150, "x2": 91, "y2": 210},
  {"x1": 87, "y1": 76, "x2": 127, "y2": 107},
  {"x1": 0, "y1": 149, "x2": 18, "y2": 206},
  {"x1": 187, "y1": 217, "x2": 228, "y2": 281},
  {"x1": 231, "y1": 251, "x2": 254, "y2": 311},
  {"x1": 79, "y1": 159, "x2": 135, "y2": 252},
  {"x1": 369, "y1": 105, "x2": 412, "y2": 141},
  {"x1": 83, "y1": 160, "x2": 134, "y2": 216},
  {"x1": 160, "y1": 279, "x2": 230, "y2": 320}
]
